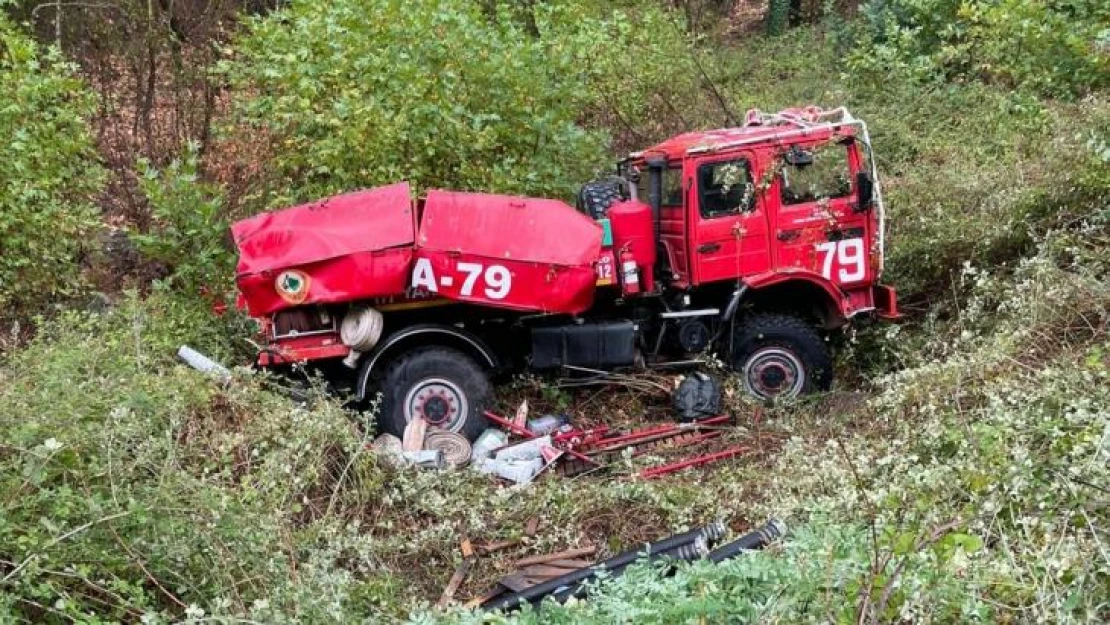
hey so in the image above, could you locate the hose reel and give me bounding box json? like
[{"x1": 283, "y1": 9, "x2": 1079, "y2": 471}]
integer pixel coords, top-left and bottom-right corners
[{"x1": 340, "y1": 307, "x2": 384, "y2": 368}]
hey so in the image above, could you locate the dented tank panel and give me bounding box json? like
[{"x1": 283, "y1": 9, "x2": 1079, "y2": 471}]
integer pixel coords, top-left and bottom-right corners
[
  {"x1": 414, "y1": 190, "x2": 603, "y2": 314},
  {"x1": 231, "y1": 183, "x2": 416, "y2": 316}
]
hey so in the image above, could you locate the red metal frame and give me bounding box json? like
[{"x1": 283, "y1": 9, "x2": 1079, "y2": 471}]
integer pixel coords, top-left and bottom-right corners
[
  {"x1": 257, "y1": 334, "x2": 350, "y2": 366},
  {"x1": 638, "y1": 446, "x2": 749, "y2": 479}
]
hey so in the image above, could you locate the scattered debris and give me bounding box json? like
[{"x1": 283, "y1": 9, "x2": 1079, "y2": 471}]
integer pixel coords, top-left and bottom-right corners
[
  {"x1": 483, "y1": 410, "x2": 535, "y2": 439},
  {"x1": 478, "y1": 520, "x2": 786, "y2": 612},
  {"x1": 480, "y1": 523, "x2": 726, "y2": 611},
  {"x1": 475, "y1": 539, "x2": 519, "y2": 556},
  {"x1": 437, "y1": 538, "x2": 477, "y2": 608},
  {"x1": 474, "y1": 457, "x2": 544, "y2": 484},
  {"x1": 402, "y1": 417, "x2": 428, "y2": 452},
  {"x1": 673, "y1": 372, "x2": 722, "y2": 421},
  {"x1": 526, "y1": 413, "x2": 568, "y2": 435},
  {"x1": 370, "y1": 434, "x2": 404, "y2": 467},
  {"x1": 471, "y1": 428, "x2": 508, "y2": 462},
  {"x1": 512, "y1": 546, "x2": 597, "y2": 568},
  {"x1": 493, "y1": 436, "x2": 552, "y2": 462},
  {"x1": 177, "y1": 345, "x2": 230, "y2": 380},
  {"x1": 401, "y1": 449, "x2": 444, "y2": 469},
  {"x1": 424, "y1": 430, "x2": 472, "y2": 468},
  {"x1": 512, "y1": 399, "x2": 529, "y2": 431},
  {"x1": 639, "y1": 445, "x2": 749, "y2": 479}
]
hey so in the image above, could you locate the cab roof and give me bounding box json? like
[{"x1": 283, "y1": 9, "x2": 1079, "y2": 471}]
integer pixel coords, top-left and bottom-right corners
[{"x1": 631, "y1": 106, "x2": 861, "y2": 162}]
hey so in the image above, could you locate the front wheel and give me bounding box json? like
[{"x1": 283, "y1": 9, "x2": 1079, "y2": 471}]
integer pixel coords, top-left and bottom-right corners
[
  {"x1": 376, "y1": 346, "x2": 491, "y2": 441},
  {"x1": 731, "y1": 314, "x2": 832, "y2": 401}
]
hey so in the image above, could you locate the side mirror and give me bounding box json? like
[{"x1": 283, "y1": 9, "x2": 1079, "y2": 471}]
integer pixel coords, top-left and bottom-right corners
[
  {"x1": 855, "y1": 171, "x2": 874, "y2": 212},
  {"x1": 784, "y1": 146, "x2": 813, "y2": 166}
]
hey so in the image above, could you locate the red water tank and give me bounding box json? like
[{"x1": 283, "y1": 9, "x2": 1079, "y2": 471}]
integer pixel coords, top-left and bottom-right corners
[{"x1": 608, "y1": 200, "x2": 656, "y2": 294}]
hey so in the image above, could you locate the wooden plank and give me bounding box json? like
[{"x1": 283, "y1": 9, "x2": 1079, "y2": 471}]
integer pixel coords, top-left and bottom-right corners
[
  {"x1": 513, "y1": 545, "x2": 596, "y2": 568},
  {"x1": 544, "y1": 558, "x2": 593, "y2": 569},
  {"x1": 476, "y1": 538, "x2": 518, "y2": 555},
  {"x1": 525, "y1": 516, "x2": 540, "y2": 536},
  {"x1": 436, "y1": 557, "x2": 475, "y2": 608},
  {"x1": 498, "y1": 573, "x2": 532, "y2": 593},
  {"x1": 520, "y1": 564, "x2": 585, "y2": 579},
  {"x1": 465, "y1": 584, "x2": 508, "y2": 609}
]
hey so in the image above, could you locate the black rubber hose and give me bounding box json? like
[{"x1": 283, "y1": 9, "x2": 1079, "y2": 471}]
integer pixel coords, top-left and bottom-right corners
[
  {"x1": 544, "y1": 535, "x2": 713, "y2": 604},
  {"x1": 482, "y1": 521, "x2": 726, "y2": 612},
  {"x1": 706, "y1": 519, "x2": 787, "y2": 563}
]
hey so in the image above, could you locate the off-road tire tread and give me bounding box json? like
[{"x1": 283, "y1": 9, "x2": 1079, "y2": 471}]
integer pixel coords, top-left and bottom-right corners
[{"x1": 578, "y1": 178, "x2": 625, "y2": 219}]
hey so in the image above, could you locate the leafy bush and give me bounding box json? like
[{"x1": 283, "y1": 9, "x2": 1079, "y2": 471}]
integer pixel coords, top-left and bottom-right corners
[
  {"x1": 0, "y1": 292, "x2": 377, "y2": 621},
  {"x1": 850, "y1": 0, "x2": 1110, "y2": 98},
  {"x1": 0, "y1": 15, "x2": 104, "y2": 319},
  {"x1": 221, "y1": 0, "x2": 688, "y2": 205},
  {"x1": 133, "y1": 144, "x2": 235, "y2": 295}
]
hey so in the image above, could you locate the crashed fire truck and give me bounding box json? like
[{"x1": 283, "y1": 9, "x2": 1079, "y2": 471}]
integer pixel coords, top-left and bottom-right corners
[{"x1": 232, "y1": 107, "x2": 899, "y2": 440}]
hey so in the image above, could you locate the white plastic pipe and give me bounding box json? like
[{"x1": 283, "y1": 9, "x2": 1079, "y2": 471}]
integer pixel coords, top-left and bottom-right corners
[{"x1": 177, "y1": 345, "x2": 231, "y2": 380}]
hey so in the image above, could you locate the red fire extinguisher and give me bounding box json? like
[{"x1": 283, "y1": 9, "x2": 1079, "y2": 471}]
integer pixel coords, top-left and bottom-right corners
[{"x1": 619, "y1": 247, "x2": 640, "y2": 296}]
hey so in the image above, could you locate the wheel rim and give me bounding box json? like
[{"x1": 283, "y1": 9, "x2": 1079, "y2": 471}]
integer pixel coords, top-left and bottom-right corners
[
  {"x1": 403, "y1": 378, "x2": 468, "y2": 432},
  {"x1": 742, "y1": 347, "x2": 805, "y2": 400}
]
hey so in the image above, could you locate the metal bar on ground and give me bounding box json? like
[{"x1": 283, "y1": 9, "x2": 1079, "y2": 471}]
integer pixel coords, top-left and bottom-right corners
[
  {"x1": 483, "y1": 410, "x2": 537, "y2": 439},
  {"x1": 638, "y1": 445, "x2": 749, "y2": 479}
]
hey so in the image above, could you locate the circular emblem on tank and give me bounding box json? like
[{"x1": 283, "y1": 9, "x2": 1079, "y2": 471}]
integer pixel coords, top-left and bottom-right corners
[{"x1": 275, "y1": 270, "x2": 310, "y2": 304}]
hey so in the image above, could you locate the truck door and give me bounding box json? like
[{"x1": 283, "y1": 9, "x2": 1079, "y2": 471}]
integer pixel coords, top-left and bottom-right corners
[
  {"x1": 770, "y1": 140, "x2": 873, "y2": 288},
  {"x1": 690, "y1": 152, "x2": 771, "y2": 284}
]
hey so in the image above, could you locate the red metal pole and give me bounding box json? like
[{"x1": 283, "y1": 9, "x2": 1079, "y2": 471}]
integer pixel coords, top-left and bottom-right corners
[{"x1": 638, "y1": 445, "x2": 749, "y2": 479}]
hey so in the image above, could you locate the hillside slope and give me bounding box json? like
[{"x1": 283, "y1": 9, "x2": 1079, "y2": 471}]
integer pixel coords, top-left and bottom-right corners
[{"x1": 1, "y1": 1, "x2": 1107, "y2": 622}]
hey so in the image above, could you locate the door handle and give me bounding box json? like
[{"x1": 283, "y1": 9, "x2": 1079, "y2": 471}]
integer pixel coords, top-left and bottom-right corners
[{"x1": 697, "y1": 243, "x2": 721, "y2": 254}]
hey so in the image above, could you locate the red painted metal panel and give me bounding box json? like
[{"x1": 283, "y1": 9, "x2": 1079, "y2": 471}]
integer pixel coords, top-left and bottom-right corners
[
  {"x1": 236, "y1": 248, "x2": 413, "y2": 316},
  {"x1": 415, "y1": 190, "x2": 603, "y2": 314},
  {"x1": 257, "y1": 334, "x2": 350, "y2": 367},
  {"x1": 231, "y1": 183, "x2": 416, "y2": 315}
]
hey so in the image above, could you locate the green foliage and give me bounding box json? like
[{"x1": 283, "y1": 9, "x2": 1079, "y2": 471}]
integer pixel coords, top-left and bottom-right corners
[
  {"x1": 222, "y1": 0, "x2": 678, "y2": 205},
  {"x1": 133, "y1": 144, "x2": 234, "y2": 294},
  {"x1": 0, "y1": 292, "x2": 377, "y2": 621},
  {"x1": 850, "y1": 0, "x2": 1110, "y2": 98},
  {"x1": 0, "y1": 14, "x2": 104, "y2": 318}
]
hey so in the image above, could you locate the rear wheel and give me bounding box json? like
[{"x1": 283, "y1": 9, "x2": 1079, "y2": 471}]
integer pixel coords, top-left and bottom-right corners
[
  {"x1": 731, "y1": 314, "x2": 832, "y2": 401},
  {"x1": 377, "y1": 346, "x2": 491, "y2": 441}
]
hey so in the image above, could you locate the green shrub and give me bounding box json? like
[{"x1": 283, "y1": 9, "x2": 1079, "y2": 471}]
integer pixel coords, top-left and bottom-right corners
[
  {"x1": 850, "y1": 0, "x2": 1110, "y2": 98},
  {"x1": 0, "y1": 292, "x2": 375, "y2": 621},
  {"x1": 221, "y1": 0, "x2": 683, "y2": 205},
  {"x1": 133, "y1": 144, "x2": 234, "y2": 295},
  {"x1": 0, "y1": 15, "x2": 104, "y2": 319}
]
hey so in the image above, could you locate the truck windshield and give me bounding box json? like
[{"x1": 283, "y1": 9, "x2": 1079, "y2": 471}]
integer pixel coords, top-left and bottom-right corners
[{"x1": 780, "y1": 143, "x2": 851, "y2": 204}]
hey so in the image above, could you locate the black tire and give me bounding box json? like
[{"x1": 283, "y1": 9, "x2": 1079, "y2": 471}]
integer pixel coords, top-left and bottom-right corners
[
  {"x1": 731, "y1": 313, "x2": 832, "y2": 401},
  {"x1": 577, "y1": 178, "x2": 626, "y2": 219},
  {"x1": 376, "y1": 346, "x2": 491, "y2": 441}
]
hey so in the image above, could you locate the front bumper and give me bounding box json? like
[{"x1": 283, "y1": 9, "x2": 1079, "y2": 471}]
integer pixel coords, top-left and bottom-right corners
[{"x1": 872, "y1": 284, "x2": 901, "y2": 320}]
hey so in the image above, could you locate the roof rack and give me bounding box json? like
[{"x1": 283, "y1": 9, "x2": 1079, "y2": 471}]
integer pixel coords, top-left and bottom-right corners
[{"x1": 686, "y1": 106, "x2": 860, "y2": 155}]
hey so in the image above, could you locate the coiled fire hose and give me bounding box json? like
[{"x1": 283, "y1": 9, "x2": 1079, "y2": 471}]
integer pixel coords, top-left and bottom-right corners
[{"x1": 340, "y1": 308, "x2": 383, "y2": 367}]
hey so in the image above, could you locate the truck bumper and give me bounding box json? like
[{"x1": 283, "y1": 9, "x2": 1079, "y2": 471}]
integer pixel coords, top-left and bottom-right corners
[{"x1": 872, "y1": 284, "x2": 901, "y2": 320}]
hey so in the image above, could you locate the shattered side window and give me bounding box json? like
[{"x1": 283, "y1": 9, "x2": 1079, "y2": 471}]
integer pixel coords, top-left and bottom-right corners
[
  {"x1": 634, "y1": 165, "x2": 684, "y2": 206},
  {"x1": 661, "y1": 167, "x2": 684, "y2": 206},
  {"x1": 780, "y1": 143, "x2": 851, "y2": 205},
  {"x1": 698, "y1": 159, "x2": 754, "y2": 218}
]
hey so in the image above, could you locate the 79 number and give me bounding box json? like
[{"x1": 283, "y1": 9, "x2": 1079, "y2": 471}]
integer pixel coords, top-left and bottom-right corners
[{"x1": 815, "y1": 238, "x2": 866, "y2": 283}]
